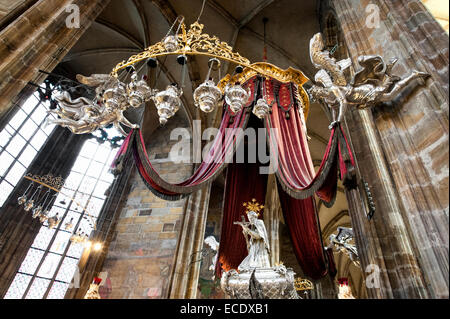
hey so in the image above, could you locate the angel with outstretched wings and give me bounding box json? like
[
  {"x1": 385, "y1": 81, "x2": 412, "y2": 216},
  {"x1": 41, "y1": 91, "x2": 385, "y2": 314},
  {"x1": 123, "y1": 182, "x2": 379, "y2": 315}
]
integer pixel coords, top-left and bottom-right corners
[{"x1": 308, "y1": 33, "x2": 429, "y2": 129}]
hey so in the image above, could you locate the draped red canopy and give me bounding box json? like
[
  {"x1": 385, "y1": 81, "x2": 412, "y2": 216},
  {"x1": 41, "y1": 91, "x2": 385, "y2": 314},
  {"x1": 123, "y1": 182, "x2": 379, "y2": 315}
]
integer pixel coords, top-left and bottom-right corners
[{"x1": 113, "y1": 76, "x2": 354, "y2": 280}]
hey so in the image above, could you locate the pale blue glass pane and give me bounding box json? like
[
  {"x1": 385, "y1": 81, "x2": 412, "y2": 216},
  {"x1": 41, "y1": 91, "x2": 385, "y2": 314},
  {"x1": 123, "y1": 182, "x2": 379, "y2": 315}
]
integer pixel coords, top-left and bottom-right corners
[
  {"x1": 86, "y1": 197, "x2": 105, "y2": 217},
  {"x1": 32, "y1": 226, "x2": 56, "y2": 250},
  {"x1": 37, "y1": 253, "x2": 62, "y2": 279},
  {"x1": 47, "y1": 281, "x2": 69, "y2": 299},
  {"x1": 0, "y1": 128, "x2": 12, "y2": 148},
  {"x1": 30, "y1": 105, "x2": 47, "y2": 125},
  {"x1": 64, "y1": 171, "x2": 83, "y2": 190},
  {"x1": 21, "y1": 94, "x2": 39, "y2": 113},
  {"x1": 18, "y1": 248, "x2": 44, "y2": 275},
  {"x1": 17, "y1": 144, "x2": 37, "y2": 167},
  {"x1": 86, "y1": 160, "x2": 103, "y2": 178},
  {"x1": 55, "y1": 257, "x2": 79, "y2": 283},
  {"x1": 100, "y1": 163, "x2": 114, "y2": 183},
  {"x1": 0, "y1": 151, "x2": 14, "y2": 176},
  {"x1": 94, "y1": 145, "x2": 110, "y2": 163},
  {"x1": 6, "y1": 134, "x2": 26, "y2": 157},
  {"x1": 29, "y1": 129, "x2": 47, "y2": 150},
  {"x1": 93, "y1": 180, "x2": 109, "y2": 199},
  {"x1": 24, "y1": 277, "x2": 50, "y2": 299},
  {"x1": 5, "y1": 161, "x2": 26, "y2": 186},
  {"x1": 79, "y1": 176, "x2": 97, "y2": 195},
  {"x1": 70, "y1": 156, "x2": 90, "y2": 174},
  {"x1": 50, "y1": 231, "x2": 71, "y2": 254},
  {"x1": 42, "y1": 120, "x2": 56, "y2": 136},
  {"x1": 80, "y1": 141, "x2": 98, "y2": 157},
  {"x1": 3, "y1": 273, "x2": 33, "y2": 299},
  {"x1": 18, "y1": 118, "x2": 38, "y2": 140},
  {"x1": 0, "y1": 181, "x2": 14, "y2": 207},
  {"x1": 9, "y1": 109, "x2": 27, "y2": 130},
  {"x1": 66, "y1": 241, "x2": 85, "y2": 259},
  {"x1": 73, "y1": 191, "x2": 90, "y2": 210}
]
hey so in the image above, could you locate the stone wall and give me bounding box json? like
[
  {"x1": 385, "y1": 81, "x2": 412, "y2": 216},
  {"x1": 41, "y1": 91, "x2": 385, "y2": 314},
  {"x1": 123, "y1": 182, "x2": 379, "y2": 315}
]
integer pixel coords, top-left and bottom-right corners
[
  {"x1": 321, "y1": 0, "x2": 449, "y2": 298},
  {"x1": 100, "y1": 114, "x2": 193, "y2": 299}
]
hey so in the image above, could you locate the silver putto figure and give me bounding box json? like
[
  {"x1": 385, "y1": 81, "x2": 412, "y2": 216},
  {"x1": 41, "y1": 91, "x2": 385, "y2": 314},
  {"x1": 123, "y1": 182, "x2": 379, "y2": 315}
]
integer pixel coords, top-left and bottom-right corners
[
  {"x1": 48, "y1": 74, "x2": 140, "y2": 136},
  {"x1": 307, "y1": 33, "x2": 430, "y2": 129}
]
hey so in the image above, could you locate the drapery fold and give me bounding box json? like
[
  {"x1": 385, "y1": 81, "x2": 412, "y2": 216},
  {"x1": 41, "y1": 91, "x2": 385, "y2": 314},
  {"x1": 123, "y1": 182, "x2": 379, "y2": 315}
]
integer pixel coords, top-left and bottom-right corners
[
  {"x1": 129, "y1": 77, "x2": 258, "y2": 200},
  {"x1": 112, "y1": 75, "x2": 355, "y2": 280},
  {"x1": 264, "y1": 80, "x2": 340, "y2": 202}
]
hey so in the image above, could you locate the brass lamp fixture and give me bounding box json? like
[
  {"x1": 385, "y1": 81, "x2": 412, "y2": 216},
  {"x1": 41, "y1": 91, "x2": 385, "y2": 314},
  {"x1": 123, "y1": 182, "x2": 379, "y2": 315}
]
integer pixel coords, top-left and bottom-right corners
[
  {"x1": 103, "y1": 16, "x2": 310, "y2": 126},
  {"x1": 19, "y1": 173, "x2": 98, "y2": 246},
  {"x1": 48, "y1": 11, "x2": 310, "y2": 135}
]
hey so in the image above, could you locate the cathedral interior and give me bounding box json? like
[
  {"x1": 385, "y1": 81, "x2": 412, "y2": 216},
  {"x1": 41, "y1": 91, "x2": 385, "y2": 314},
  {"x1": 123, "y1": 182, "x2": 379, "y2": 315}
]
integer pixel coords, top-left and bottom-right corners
[{"x1": 0, "y1": 0, "x2": 448, "y2": 300}]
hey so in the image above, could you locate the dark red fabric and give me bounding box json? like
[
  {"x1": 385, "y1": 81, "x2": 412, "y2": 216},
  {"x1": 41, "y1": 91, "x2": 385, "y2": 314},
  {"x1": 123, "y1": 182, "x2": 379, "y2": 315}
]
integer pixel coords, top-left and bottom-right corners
[
  {"x1": 337, "y1": 125, "x2": 355, "y2": 179},
  {"x1": 110, "y1": 128, "x2": 134, "y2": 169},
  {"x1": 131, "y1": 78, "x2": 257, "y2": 197},
  {"x1": 264, "y1": 80, "x2": 339, "y2": 202},
  {"x1": 277, "y1": 185, "x2": 328, "y2": 280},
  {"x1": 215, "y1": 162, "x2": 268, "y2": 277},
  {"x1": 325, "y1": 247, "x2": 337, "y2": 278}
]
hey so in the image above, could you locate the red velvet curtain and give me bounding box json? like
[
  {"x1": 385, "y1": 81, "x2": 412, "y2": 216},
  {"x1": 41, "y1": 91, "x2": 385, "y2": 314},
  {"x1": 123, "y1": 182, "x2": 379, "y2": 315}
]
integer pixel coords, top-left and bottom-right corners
[
  {"x1": 130, "y1": 77, "x2": 258, "y2": 199},
  {"x1": 278, "y1": 185, "x2": 329, "y2": 280},
  {"x1": 113, "y1": 76, "x2": 354, "y2": 280},
  {"x1": 264, "y1": 79, "x2": 339, "y2": 202},
  {"x1": 215, "y1": 161, "x2": 268, "y2": 277}
]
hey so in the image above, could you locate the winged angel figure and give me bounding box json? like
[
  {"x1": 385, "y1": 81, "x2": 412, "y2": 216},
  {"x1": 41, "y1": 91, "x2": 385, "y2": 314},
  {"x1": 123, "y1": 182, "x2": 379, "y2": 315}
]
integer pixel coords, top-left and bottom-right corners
[
  {"x1": 328, "y1": 226, "x2": 360, "y2": 267},
  {"x1": 308, "y1": 33, "x2": 430, "y2": 129},
  {"x1": 47, "y1": 74, "x2": 138, "y2": 136}
]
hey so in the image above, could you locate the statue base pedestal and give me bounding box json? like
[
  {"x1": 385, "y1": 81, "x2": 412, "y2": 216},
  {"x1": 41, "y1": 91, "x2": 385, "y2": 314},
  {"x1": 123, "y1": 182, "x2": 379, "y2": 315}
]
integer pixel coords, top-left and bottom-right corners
[{"x1": 220, "y1": 266, "x2": 299, "y2": 299}]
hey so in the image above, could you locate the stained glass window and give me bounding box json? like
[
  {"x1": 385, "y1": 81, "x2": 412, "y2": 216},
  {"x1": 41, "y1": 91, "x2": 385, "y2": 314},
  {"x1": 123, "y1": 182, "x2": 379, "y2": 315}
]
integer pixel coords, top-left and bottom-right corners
[{"x1": 4, "y1": 126, "x2": 122, "y2": 299}]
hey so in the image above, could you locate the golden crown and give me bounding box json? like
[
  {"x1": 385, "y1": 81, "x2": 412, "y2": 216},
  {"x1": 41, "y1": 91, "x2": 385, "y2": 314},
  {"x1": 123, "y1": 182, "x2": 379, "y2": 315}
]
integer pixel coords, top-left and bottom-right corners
[{"x1": 243, "y1": 198, "x2": 264, "y2": 216}]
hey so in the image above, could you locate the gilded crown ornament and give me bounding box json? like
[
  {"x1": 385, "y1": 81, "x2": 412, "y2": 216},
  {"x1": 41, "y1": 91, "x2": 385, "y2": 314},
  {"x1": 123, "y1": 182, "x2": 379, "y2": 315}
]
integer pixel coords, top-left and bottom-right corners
[{"x1": 294, "y1": 278, "x2": 314, "y2": 291}]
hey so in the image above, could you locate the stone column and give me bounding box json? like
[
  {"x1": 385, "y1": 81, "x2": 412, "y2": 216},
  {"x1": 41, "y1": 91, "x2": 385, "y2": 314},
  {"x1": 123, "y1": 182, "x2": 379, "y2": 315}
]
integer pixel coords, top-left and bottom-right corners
[
  {"x1": 167, "y1": 184, "x2": 212, "y2": 299},
  {"x1": 0, "y1": 0, "x2": 110, "y2": 120},
  {"x1": 329, "y1": 0, "x2": 448, "y2": 298}
]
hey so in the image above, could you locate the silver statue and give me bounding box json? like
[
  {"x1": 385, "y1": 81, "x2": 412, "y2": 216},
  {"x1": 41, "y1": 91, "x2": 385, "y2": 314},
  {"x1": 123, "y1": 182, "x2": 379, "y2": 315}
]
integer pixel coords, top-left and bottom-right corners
[
  {"x1": 204, "y1": 235, "x2": 220, "y2": 279},
  {"x1": 221, "y1": 204, "x2": 298, "y2": 299},
  {"x1": 234, "y1": 211, "x2": 271, "y2": 272},
  {"x1": 328, "y1": 226, "x2": 360, "y2": 267},
  {"x1": 48, "y1": 74, "x2": 139, "y2": 136},
  {"x1": 308, "y1": 33, "x2": 430, "y2": 128}
]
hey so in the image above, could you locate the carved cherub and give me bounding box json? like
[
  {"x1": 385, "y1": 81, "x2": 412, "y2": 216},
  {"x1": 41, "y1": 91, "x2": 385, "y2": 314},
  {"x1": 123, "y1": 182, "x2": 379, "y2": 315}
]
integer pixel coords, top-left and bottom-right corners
[
  {"x1": 47, "y1": 74, "x2": 139, "y2": 136},
  {"x1": 308, "y1": 33, "x2": 430, "y2": 129}
]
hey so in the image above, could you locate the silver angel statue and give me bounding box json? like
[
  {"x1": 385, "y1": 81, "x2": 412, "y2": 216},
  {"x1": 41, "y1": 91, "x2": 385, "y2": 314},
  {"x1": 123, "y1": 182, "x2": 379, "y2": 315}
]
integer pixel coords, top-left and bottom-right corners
[
  {"x1": 204, "y1": 235, "x2": 219, "y2": 279},
  {"x1": 328, "y1": 226, "x2": 360, "y2": 267},
  {"x1": 47, "y1": 74, "x2": 139, "y2": 136},
  {"x1": 308, "y1": 33, "x2": 430, "y2": 128},
  {"x1": 234, "y1": 211, "x2": 271, "y2": 272}
]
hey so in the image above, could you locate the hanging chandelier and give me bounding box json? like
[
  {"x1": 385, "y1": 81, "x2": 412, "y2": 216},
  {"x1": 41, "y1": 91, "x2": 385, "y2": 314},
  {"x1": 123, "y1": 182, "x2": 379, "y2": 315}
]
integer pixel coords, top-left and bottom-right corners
[
  {"x1": 49, "y1": 15, "x2": 310, "y2": 134},
  {"x1": 18, "y1": 173, "x2": 98, "y2": 246},
  {"x1": 106, "y1": 16, "x2": 309, "y2": 125}
]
